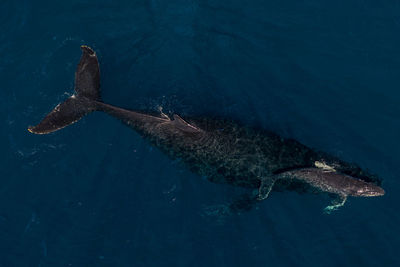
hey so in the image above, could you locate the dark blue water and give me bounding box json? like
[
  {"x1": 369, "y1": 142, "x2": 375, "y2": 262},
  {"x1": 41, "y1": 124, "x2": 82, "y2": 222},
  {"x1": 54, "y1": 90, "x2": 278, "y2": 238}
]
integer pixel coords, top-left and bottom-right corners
[{"x1": 2, "y1": 0, "x2": 400, "y2": 266}]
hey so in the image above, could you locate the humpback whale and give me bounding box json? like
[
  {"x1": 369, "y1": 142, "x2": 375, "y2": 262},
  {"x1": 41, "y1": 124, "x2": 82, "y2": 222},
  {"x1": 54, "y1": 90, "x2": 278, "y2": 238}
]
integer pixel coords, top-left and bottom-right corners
[{"x1": 28, "y1": 46, "x2": 385, "y2": 213}]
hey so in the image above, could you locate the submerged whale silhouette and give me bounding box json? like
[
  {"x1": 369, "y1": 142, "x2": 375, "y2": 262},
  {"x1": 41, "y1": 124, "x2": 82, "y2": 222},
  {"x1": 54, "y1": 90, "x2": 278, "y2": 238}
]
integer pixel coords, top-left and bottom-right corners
[{"x1": 28, "y1": 46, "x2": 384, "y2": 213}]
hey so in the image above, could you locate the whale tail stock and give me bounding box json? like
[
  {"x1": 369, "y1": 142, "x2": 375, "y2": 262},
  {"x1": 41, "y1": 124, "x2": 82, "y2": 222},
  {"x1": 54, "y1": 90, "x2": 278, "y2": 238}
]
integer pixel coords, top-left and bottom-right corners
[{"x1": 28, "y1": 46, "x2": 101, "y2": 134}]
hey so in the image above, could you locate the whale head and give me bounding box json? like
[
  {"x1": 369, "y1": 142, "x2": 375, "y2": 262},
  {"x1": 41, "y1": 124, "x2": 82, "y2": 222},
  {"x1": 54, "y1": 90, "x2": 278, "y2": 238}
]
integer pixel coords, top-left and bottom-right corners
[
  {"x1": 309, "y1": 157, "x2": 385, "y2": 197},
  {"x1": 355, "y1": 182, "x2": 385, "y2": 197}
]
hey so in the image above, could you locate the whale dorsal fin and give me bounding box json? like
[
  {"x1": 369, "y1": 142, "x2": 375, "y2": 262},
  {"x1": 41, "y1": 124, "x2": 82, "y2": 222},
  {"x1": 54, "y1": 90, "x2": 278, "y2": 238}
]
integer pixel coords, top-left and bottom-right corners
[{"x1": 172, "y1": 114, "x2": 201, "y2": 133}]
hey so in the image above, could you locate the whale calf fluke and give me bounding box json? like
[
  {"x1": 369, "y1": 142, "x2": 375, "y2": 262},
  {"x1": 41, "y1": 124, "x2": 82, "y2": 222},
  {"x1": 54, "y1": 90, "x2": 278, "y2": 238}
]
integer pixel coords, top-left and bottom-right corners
[{"x1": 28, "y1": 46, "x2": 385, "y2": 213}]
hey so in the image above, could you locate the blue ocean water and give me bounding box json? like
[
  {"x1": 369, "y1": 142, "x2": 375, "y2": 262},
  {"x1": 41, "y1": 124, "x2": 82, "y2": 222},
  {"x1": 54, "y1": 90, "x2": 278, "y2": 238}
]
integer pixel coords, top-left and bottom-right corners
[{"x1": 1, "y1": 0, "x2": 400, "y2": 266}]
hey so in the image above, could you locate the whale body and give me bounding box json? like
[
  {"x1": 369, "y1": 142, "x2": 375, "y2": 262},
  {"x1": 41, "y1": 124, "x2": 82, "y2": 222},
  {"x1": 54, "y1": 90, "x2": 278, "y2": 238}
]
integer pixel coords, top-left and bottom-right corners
[{"x1": 28, "y1": 46, "x2": 385, "y2": 213}]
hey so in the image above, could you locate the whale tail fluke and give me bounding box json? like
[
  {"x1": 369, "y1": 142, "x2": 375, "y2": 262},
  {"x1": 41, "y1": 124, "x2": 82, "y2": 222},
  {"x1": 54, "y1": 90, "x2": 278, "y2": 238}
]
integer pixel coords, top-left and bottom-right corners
[{"x1": 28, "y1": 46, "x2": 101, "y2": 134}]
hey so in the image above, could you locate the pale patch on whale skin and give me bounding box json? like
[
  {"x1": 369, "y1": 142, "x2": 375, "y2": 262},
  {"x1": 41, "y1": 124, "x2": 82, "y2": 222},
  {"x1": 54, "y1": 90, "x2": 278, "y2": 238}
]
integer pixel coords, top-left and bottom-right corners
[{"x1": 314, "y1": 161, "x2": 336, "y2": 172}]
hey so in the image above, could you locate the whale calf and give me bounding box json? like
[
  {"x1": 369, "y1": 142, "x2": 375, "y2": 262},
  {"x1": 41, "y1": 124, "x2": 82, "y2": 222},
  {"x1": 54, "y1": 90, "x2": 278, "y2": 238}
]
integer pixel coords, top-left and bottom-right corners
[{"x1": 28, "y1": 46, "x2": 385, "y2": 213}]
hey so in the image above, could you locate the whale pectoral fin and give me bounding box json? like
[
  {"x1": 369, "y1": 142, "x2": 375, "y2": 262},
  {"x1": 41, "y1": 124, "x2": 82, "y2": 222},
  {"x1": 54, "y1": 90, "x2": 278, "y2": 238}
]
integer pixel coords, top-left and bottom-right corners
[
  {"x1": 323, "y1": 195, "x2": 347, "y2": 214},
  {"x1": 258, "y1": 177, "x2": 276, "y2": 200},
  {"x1": 172, "y1": 114, "x2": 201, "y2": 133}
]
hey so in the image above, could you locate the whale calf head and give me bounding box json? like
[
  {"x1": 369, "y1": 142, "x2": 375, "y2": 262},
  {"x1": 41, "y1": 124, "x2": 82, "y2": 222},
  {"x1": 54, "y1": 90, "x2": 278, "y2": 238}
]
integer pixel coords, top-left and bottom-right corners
[
  {"x1": 355, "y1": 183, "x2": 385, "y2": 197},
  {"x1": 279, "y1": 167, "x2": 385, "y2": 198}
]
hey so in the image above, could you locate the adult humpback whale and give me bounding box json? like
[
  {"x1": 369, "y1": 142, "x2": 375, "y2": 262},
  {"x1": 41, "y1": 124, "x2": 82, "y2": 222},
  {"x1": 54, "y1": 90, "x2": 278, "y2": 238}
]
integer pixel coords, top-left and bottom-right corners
[{"x1": 28, "y1": 46, "x2": 384, "y2": 213}]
